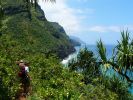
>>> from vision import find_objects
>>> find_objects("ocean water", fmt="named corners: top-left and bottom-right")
top-left (85, 45), bottom-right (115, 58)
top-left (61, 45), bottom-right (115, 65)
top-left (61, 44), bottom-right (133, 93)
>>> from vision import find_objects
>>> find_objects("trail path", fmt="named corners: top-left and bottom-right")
top-left (19, 95), bottom-right (26, 100)
top-left (16, 86), bottom-right (31, 100)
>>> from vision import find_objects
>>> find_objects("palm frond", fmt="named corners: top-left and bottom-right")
top-left (97, 39), bottom-right (107, 62)
top-left (116, 30), bottom-right (133, 73)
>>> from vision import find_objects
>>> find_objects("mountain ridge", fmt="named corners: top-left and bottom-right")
top-left (1, 0), bottom-right (75, 59)
top-left (69, 35), bottom-right (85, 46)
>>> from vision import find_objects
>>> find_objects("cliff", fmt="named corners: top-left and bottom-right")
top-left (69, 36), bottom-right (85, 46)
top-left (1, 0), bottom-right (75, 59)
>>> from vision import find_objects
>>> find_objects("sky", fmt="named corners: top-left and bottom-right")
top-left (39, 0), bottom-right (133, 45)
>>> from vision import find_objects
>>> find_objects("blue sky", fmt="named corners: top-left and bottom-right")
top-left (39, 0), bottom-right (133, 45)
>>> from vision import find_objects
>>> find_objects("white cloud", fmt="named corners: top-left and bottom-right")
top-left (87, 25), bottom-right (133, 33)
top-left (76, 8), bottom-right (94, 14)
top-left (39, 0), bottom-right (82, 34)
top-left (38, 0), bottom-right (133, 38)
top-left (88, 26), bottom-right (107, 33)
top-left (77, 0), bottom-right (88, 2)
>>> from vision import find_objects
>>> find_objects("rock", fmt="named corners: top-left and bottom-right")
top-left (57, 45), bottom-right (76, 59)
top-left (3, 5), bottom-right (27, 15)
top-left (37, 15), bottom-right (46, 21)
top-left (36, 4), bottom-right (47, 21)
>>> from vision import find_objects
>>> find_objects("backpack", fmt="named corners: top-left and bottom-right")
top-left (18, 66), bottom-right (27, 78)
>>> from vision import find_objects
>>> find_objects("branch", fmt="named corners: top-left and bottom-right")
top-left (100, 61), bottom-right (133, 83)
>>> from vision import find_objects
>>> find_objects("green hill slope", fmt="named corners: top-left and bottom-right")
top-left (1, 0), bottom-right (75, 59)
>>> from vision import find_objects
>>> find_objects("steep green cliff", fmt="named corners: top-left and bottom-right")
top-left (1, 0), bottom-right (75, 59)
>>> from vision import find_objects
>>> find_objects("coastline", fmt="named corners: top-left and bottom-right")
top-left (61, 46), bottom-right (82, 66)
top-left (61, 44), bottom-right (133, 94)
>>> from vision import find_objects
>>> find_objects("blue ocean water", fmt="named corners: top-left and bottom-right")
top-left (62, 45), bottom-right (133, 93)
top-left (86, 45), bottom-right (115, 58)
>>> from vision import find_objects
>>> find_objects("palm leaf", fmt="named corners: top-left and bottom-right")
top-left (97, 39), bottom-right (107, 62)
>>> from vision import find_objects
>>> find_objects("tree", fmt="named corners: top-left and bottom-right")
top-left (0, 0), bottom-right (4, 29)
top-left (23, 0), bottom-right (55, 20)
top-left (97, 30), bottom-right (133, 83)
top-left (69, 48), bottom-right (100, 84)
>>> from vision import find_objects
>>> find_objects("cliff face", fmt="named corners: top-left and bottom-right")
top-left (69, 36), bottom-right (85, 46)
top-left (1, 0), bottom-right (75, 59)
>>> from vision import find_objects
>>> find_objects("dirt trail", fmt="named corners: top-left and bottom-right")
top-left (19, 95), bottom-right (26, 100)
top-left (16, 92), bottom-right (27, 100)
top-left (15, 87), bottom-right (27, 100)
top-left (16, 85), bottom-right (32, 100)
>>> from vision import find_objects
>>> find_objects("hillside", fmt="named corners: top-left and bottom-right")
top-left (1, 0), bottom-right (133, 100)
top-left (1, 0), bottom-right (75, 59)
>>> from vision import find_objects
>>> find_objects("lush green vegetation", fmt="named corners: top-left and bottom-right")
top-left (97, 30), bottom-right (133, 83)
top-left (69, 42), bottom-right (133, 100)
top-left (0, 0), bottom-right (75, 59)
top-left (1, 0), bottom-right (133, 100)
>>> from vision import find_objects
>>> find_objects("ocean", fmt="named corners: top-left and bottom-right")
top-left (83, 45), bottom-right (115, 58)
top-left (61, 44), bottom-right (115, 65)
top-left (61, 44), bottom-right (133, 93)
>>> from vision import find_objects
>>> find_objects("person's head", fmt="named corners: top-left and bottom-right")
top-left (18, 60), bottom-right (25, 68)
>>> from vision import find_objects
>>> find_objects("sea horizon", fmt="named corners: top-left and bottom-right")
top-left (62, 44), bottom-right (133, 94)
top-left (62, 44), bottom-right (116, 65)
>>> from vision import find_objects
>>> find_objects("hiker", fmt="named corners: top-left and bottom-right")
top-left (17, 60), bottom-right (31, 95)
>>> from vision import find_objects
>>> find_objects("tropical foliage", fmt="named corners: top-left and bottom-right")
top-left (68, 46), bottom-right (133, 100)
top-left (69, 47), bottom-right (100, 84)
top-left (97, 30), bottom-right (133, 83)
top-left (23, 0), bottom-right (55, 20)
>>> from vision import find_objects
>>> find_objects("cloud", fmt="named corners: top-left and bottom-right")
top-left (77, 0), bottom-right (88, 2)
top-left (38, 0), bottom-right (82, 34)
top-left (87, 25), bottom-right (133, 33)
top-left (38, 0), bottom-right (133, 38)
top-left (88, 26), bottom-right (108, 33)
top-left (76, 8), bottom-right (94, 15)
